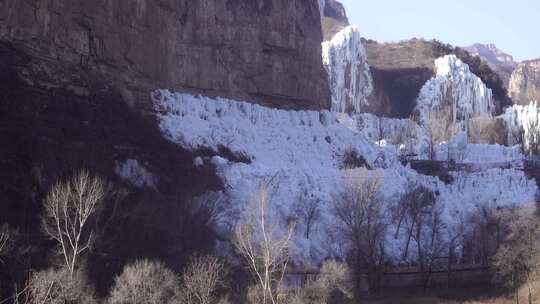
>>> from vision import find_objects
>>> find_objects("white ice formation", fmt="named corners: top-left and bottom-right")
top-left (500, 101), bottom-right (540, 154)
top-left (322, 26), bottom-right (373, 114)
top-left (415, 55), bottom-right (495, 126)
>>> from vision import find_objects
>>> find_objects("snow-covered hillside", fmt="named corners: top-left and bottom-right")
top-left (153, 90), bottom-right (537, 266)
top-left (322, 26), bottom-right (373, 113)
top-left (415, 55), bottom-right (495, 126)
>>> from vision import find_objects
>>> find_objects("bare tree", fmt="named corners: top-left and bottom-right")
top-left (425, 108), bottom-right (456, 161)
top-left (393, 186), bottom-right (436, 262)
top-left (179, 255), bottom-right (227, 304)
top-left (293, 191), bottom-right (321, 240)
top-left (41, 170), bottom-right (109, 277)
top-left (332, 168), bottom-right (385, 294)
top-left (494, 207), bottom-right (540, 304)
top-left (233, 185), bottom-right (295, 304)
top-left (393, 185), bottom-right (443, 290)
top-left (525, 117), bottom-right (540, 156)
top-left (463, 205), bottom-right (502, 266)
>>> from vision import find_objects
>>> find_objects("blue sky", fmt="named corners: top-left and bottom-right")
top-left (339, 0), bottom-right (540, 61)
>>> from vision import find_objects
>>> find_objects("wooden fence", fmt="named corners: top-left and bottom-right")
top-left (285, 264), bottom-right (492, 291)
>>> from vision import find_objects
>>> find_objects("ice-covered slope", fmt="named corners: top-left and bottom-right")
top-left (153, 90), bottom-right (537, 266)
top-left (347, 113), bottom-right (523, 164)
top-left (322, 26), bottom-right (373, 113)
top-left (415, 55), bottom-right (495, 125)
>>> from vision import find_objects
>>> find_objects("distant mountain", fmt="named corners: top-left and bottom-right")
top-left (463, 43), bottom-right (518, 88)
top-left (509, 59), bottom-right (540, 105)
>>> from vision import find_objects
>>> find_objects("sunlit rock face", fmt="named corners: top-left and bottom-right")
top-left (415, 55), bottom-right (495, 125)
top-left (509, 60), bottom-right (540, 106)
top-left (322, 26), bottom-right (373, 114)
top-left (0, 0), bottom-right (330, 111)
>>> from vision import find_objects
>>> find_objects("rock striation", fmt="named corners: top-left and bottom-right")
top-left (0, 0), bottom-right (330, 110)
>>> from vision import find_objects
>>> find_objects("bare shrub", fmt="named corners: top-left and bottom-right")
top-left (41, 170), bottom-right (109, 276)
top-left (468, 114), bottom-right (506, 145)
top-left (233, 185), bottom-right (295, 304)
top-left (494, 206), bottom-right (540, 304)
top-left (332, 168), bottom-right (385, 294)
top-left (304, 261), bottom-right (353, 304)
top-left (342, 149), bottom-right (368, 169)
top-left (179, 255), bottom-right (227, 304)
top-left (108, 259), bottom-right (180, 304)
top-left (18, 267), bottom-right (97, 304)
top-left (215, 295), bottom-right (232, 304)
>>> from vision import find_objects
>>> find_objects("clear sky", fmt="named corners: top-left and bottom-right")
top-left (339, 0), bottom-right (540, 61)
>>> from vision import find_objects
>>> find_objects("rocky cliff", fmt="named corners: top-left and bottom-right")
top-left (463, 43), bottom-right (518, 88)
top-left (0, 0), bottom-right (330, 110)
top-left (364, 39), bottom-right (438, 117)
top-left (0, 0), bottom-right (332, 293)
top-left (321, 0), bottom-right (349, 41)
top-left (509, 59), bottom-right (540, 105)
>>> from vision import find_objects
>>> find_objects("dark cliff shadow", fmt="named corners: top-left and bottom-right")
top-left (0, 41), bottom-right (222, 296)
top-left (369, 67), bottom-right (434, 118)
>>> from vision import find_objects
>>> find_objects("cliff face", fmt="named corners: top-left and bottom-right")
top-left (364, 39), bottom-right (438, 118)
top-left (509, 59), bottom-right (540, 105)
top-left (0, 0), bottom-right (330, 110)
top-left (321, 0), bottom-right (349, 41)
top-left (0, 1), bottom-right (332, 291)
